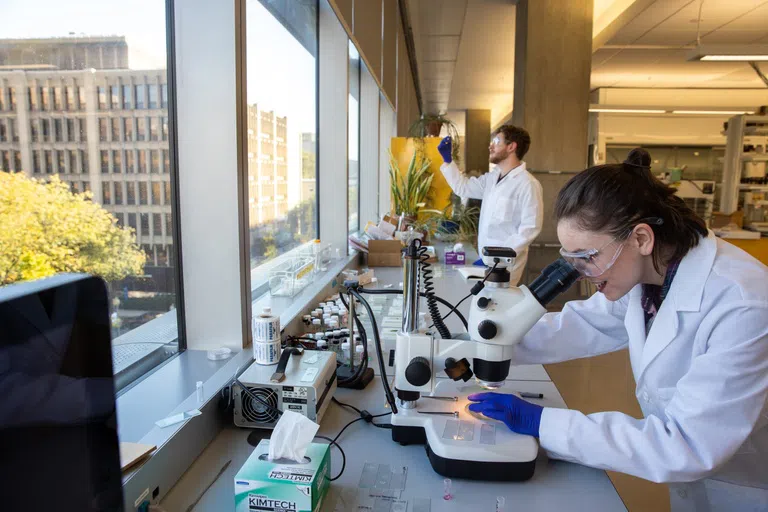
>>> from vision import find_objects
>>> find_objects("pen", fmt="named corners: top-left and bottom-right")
top-left (520, 392), bottom-right (544, 399)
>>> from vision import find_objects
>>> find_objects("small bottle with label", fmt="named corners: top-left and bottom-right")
top-left (311, 318), bottom-right (322, 333)
top-left (354, 344), bottom-right (365, 366)
top-left (340, 341), bottom-right (350, 364)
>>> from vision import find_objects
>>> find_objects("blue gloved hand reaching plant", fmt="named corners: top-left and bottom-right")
top-left (468, 392), bottom-right (543, 437)
top-left (437, 136), bottom-right (452, 164)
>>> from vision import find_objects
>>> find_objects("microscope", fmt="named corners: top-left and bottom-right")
top-left (390, 243), bottom-right (579, 481)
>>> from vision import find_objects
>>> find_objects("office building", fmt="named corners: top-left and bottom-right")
top-left (246, 103), bottom-right (289, 227)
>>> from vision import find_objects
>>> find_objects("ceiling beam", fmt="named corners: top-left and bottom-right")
top-left (592, 0), bottom-right (658, 53)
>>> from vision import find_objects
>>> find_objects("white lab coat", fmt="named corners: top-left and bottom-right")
top-left (440, 161), bottom-right (543, 285)
top-left (512, 232), bottom-right (768, 511)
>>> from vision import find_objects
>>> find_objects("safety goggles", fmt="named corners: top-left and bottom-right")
top-left (490, 136), bottom-right (505, 146)
top-left (559, 217), bottom-right (663, 278)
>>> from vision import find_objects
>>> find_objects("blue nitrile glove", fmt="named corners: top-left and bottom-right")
top-left (473, 258), bottom-right (485, 266)
top-left (468, 392), bottom-right (543, 437)
top-left (437, 136), bottom-right (452, 164)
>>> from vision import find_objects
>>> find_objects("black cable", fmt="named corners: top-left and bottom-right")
top-left (315, 435), bottom-right (346, 481)
top-left (432, 261), bottom-right (498, 326)
top-left (349, 287), bottom-right (398, 414)
top-left (417, 240), bottom-right (451, 339)
top-left (357, 288), bottom-right (468, 330)
top-left (335, 292), bottom-right (370, 386)
top-left (332, 396), bottom-right (362, 415)
top-left (331, 417), bottom-right (366, 444)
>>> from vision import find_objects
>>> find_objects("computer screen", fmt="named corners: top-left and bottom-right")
top-left (0, 275), bottom-right (124, 512)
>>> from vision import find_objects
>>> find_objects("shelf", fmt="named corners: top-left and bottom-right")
top-left (739, 185), bottom-right (768, 191)
top-left (742, 153), bottom-right (768, 162)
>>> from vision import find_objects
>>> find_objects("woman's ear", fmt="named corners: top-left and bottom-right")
top-left (633, 224), bottom-right (655, 256)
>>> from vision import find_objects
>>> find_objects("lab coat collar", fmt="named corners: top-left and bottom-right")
top-left (636, 231), bottom-right (716, 379)
top-left (495, 161), bottom-right (526, 183)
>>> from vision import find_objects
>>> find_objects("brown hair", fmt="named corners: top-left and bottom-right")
top-left (554, 148), bottom-right (708, 273)
top-left (492, 125), bottom-right (531, 160)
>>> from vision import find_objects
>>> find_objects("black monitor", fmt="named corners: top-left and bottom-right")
top-left (0, 275), bottom-right (124, 512)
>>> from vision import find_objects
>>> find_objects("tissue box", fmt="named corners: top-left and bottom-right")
top-left (235, 439), bottom-right (331, 512)
top-left (444, 251), bottom-right (466, 265)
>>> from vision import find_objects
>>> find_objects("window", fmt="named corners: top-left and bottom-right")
top-left (128, 213), bottom-right (137, 231)
top-left (348, 41), bottom-right (360, 234)
top-left (153, 213), bottom-right (162, 236)
top-left (138, 150), bottom-right (147, 173)
top-left (165, 213), bottom-right (172, 237)
top-left (54, 119), bottom-right (63, 142)
top-left (71, 182), bottom-right (80, 193)
top-left (57, 150), bottom-right (65, 173)
top-left (97, 86), bottom-right (107, 110)
top-left (116, 212), bottom-right (125, 226)
top-left (150, 117), bottom-right (159, 141)
top-left (102, 182), bottom-right (111, 204)
top-left (53, 87), bottom-right (63, 110)
top-left (246, 0), bottom-right (318, 271)
top-left (1, 151), bottom-right (9, 172)
top-left (112, 150), bottom-right (122, 173)
top-left (5, 1), bottom-right (180, 391)
top-left (148, 84), bottom-right (158, 109)
top-left (13, 151), bottom-right (21, 172)
top-left (161, 83), bottom-right (168, 108)
top-left (135, 84), bottom-right (145, 109)
top-left (124, 117), bottom-right (134, 141)
top-left (139, 181), bottom-right (148, 204)
top-left (28, 87), bottom-right (37, 111)
top-left (126, 150), bottom-right (135, 173)
top-left (122, 84), bottom-right (132, 109)
top-left (80, 150), bottom-right (88, 173)
top-left (66, 86), bottom-right (75, 110)
top-left (99, 118), bottom-right (108, 141)
top-left (143, 244), bottom-right (154, 264)
top-left (157, 245), bottom-right (168, 266)
top-left (110, 85), bottom-right (120, 110)
top-left (163, 149), bottom-right (169, 173)
top-left (66, 119), bottom-right (76, 142)
top-left (0, 120), bottom-right (6, 142)
top-left (111, 118), bottom-right (120, 141)
top-left (163, 181), bottom-right (171, 204)
top-left (9, 119), bottom-right (17, 141)
top-left (127, 182), bottom-right (136, 205)
top-left (137, 117), bottom-right (146, 141)
top-left (140, 213), bottom-right (150, 235)
top-left (78, 119), bottom-right (87, 141)
top-left (41, 87), bottom-right (50, 110)
top-left (100, 150), bottom-right (109, 173)
top-left (151, 181), bottom-right (161, 204)
top-left (9, 87), bottom-right (15, 111)
top-left (162, 116), bottom-right (168, 141)
top-left (44, 151), bottom-right (53, 174)
top-left (150, 150), bottom-right (159, 173)
top-left (114, 181), bottom-right (123, 205)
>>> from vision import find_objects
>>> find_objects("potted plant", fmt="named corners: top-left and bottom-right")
top-left (389, 149), bottom-right (434, 229)
top-left (408, 113), bottom-right (461, 163)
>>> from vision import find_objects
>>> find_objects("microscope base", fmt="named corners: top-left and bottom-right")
top-left (427, 444), bottom-right (536, 482)
top-left (391, 425), bottom-right (426, 445)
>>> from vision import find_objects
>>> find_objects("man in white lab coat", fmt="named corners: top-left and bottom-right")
top-left (468, 148), bottom-right (768, 511)
top-left (437, 125), bottom-right (543, 285)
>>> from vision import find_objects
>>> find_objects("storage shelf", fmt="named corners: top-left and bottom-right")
top-left (742, 153), bottom-right (768, 162)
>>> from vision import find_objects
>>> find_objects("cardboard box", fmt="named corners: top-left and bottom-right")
top-left (234, 440), bottom-right (330, 512)
top-left (711, 210), bottom-right (744, 229)
top-left (367, 240), bottom-right (403, 267)
top-left (444, 251), bottom-right (466, 265)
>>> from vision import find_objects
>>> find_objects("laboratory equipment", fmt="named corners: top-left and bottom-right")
top-left (389, 242), bottom-right (579, 481)
top-left (234, 350), bottom-right (337, 428)
top-left (268, 256), bottom-right (315, 297)
top-left (443, 478), bottom-right (453, 500)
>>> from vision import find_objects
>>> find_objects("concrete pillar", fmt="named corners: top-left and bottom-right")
top-left (512, 0), bottom-right (592, 172)
top-left (465, 109), bottom-right (491, 174)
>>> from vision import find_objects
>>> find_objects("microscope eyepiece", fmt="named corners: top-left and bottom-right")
top-left (529, 258), bottom-right (580, 306)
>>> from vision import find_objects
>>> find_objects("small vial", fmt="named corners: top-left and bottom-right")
top-left (355, 344), bottom-right (365, 365)
top-left (317, 340), bottom-right (328, 350)
top-left (496, 496), bottom-right (505, 512)
top-left (443, 478), bottom-right (453, 501)
top-left (340, 342), bottom-right (350, 364)
top-left (311, 319), bottom-right (321, 332)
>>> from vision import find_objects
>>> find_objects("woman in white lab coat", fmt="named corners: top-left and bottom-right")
top-left (468, 149), bottom-right (768, 511)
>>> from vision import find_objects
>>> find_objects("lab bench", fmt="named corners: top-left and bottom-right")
top-left (160, 255), bottom-right (627, 511)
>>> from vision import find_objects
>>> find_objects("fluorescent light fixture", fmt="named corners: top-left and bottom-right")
top-left (672, 110), bottom-right (755, 115)
top-left (589, 108), bottom-right (666, 114)
top-left (688, 44), bottom-right (768, 62)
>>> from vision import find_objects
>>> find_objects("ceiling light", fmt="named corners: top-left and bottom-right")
top-left (589, 108), bottom-right (666, 114)
top-left (672, 110), bottom-right (755, 115)
top-left (687, 44), bottom-right (768, 62)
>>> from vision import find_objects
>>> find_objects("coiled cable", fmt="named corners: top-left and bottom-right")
top-left (416, 240), bottom-right (451, 339)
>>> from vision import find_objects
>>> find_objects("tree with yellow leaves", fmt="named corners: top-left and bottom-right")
top-left (0, 172), bottom-right (145, 286)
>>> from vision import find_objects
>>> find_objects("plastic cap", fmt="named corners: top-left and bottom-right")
top-left (317, 340), bottom-right (327, 348)
top-left (355, 345), bottom-right (364, 353)
top-left (312, 319), bottom-right (321, 325)
top-left (341, 342), bottom-right (350, 350)
top-left (262, 307), bottom-right (272, 314)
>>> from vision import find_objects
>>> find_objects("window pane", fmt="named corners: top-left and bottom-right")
top-left (9, 119), bottom-right (18, 141)
top-left (14, 151), bottom-right (21, 172)
top-left (150, 117), bottom-right (159, 141)
top-left (163, 181), bottom-right (171, 204)
top-left (0, 120), bottom-right (6, 142)
top-left (2, 0), bottom-right (178, 391)
top-left (348, 41), bottom-right (360, 233)
top-left (137, 117), bottom-right (146, 140)
top-left (140, 213), bottom-right (150, 235)
top-left (153, 213), bottom-right (162, 236)
top-left (1, 151), bottom-right (9, 171)
top-left (128, 213), bottom-right (137, 231)
top-left (151, 181), bottom-right (161, 204)
top-left (246, 0), bottom-right (318, 275)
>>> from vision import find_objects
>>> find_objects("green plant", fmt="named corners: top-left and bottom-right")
top-left (408, 113), bottom-right (461, 163)
top-left (389, 149), bottom-right (434, 215)
top-left (409, 199), bottom-right (480, 248)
